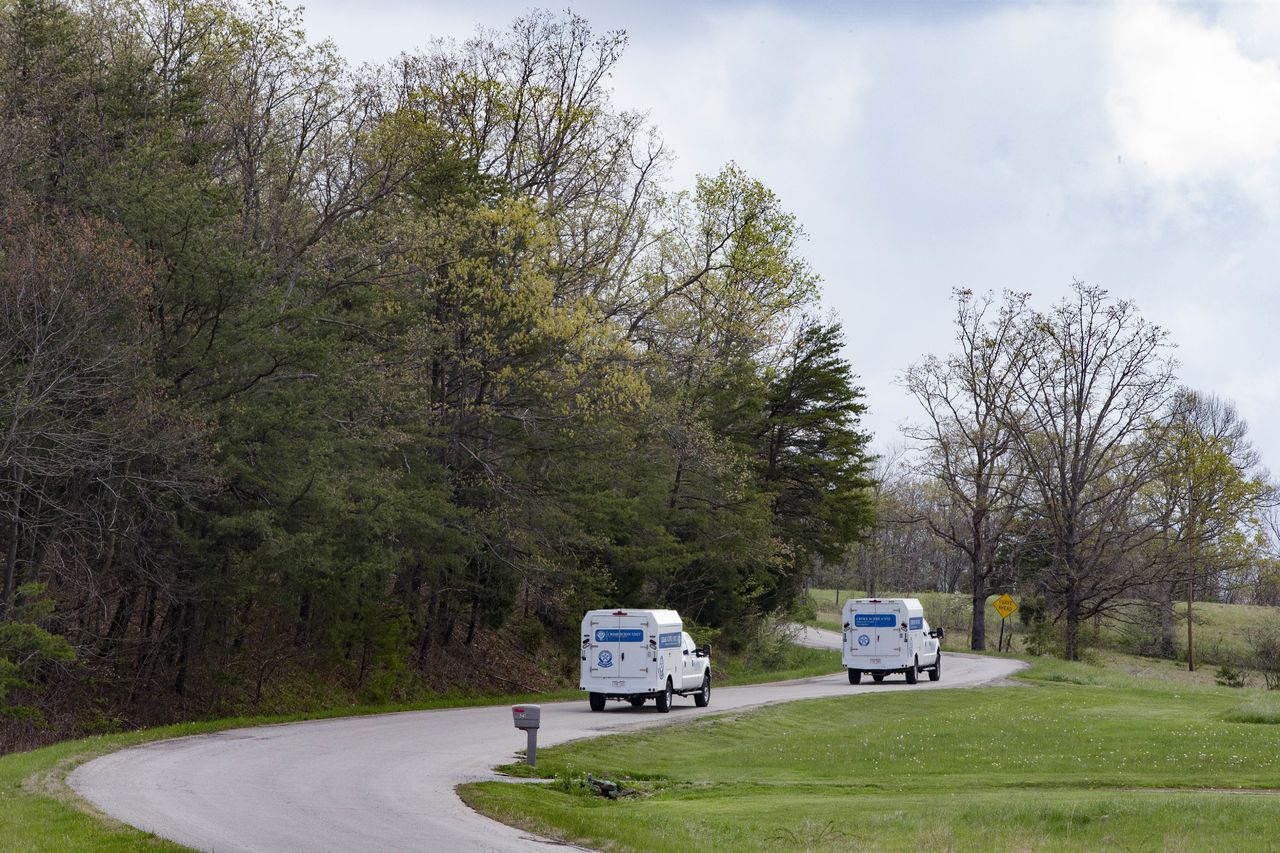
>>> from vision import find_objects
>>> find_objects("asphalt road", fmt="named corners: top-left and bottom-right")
top-left (70, 628), bottom-right (1025, 852)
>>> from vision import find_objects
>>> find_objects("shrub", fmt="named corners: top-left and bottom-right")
top-left (1245, 624), bottom-right (1280, 691)
top-left (1215, 665), bottom-right (1249, 689)
top-left (0, 584), bottom-right (75, 722)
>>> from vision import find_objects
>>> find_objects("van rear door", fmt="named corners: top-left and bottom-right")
top-left (850, 601), bottom-right (902, 659)
top-left (616, 615), bottom-right (652, 679)
top-left (586, 613), bottom-right (621, 677)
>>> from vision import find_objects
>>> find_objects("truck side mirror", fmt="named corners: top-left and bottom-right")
top-left (696, 644), bottom-right (711, 658)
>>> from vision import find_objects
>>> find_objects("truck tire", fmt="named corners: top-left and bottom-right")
top-left (589, 692), bottom-right (606, 712)
top-left (848, 668), bottom-right (861, 684)
top-left (629, 696), bottom-right (646, 707)
top-left (872, 672), bottom-right (884, 683)
top-left (656, 678), bottom-right (672, 713)
top-left (929, 652), bottom-right (941, 682)
top-left (694, 673), bottom-right (711, 707)
top-left (905, 657), bottom-right (918, 684)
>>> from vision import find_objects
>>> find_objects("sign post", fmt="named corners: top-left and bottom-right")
top-left (992, 594), bottom-right (1018, 652)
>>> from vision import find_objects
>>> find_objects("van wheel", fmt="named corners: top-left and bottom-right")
top-left (694, 673), bottom-right (711, 707)
top-left (872, 672), bottom-right (884, 683)
top-left (589, 692), bottom-right (606, 712)
top-left (629, 696), bottom-right (646, 707)
top-left (656, 679), bottom-right (672, 713)
top-left (905, 657), bottom-right (919, 684)
top-left (848, 668), bottom-right (861, 684)
top-left (929, 653), bottom-right (942, 682)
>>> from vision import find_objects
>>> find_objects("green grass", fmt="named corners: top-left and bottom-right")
top-left (1222, 693), bottom-right (1280, 725)
top-left (462, 659), bottom-right (1280, 852)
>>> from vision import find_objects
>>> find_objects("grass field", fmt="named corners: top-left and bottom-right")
top-left (0, 643), bottom-right (838, 852)
top-left (462, 658), bottom-right (1280, 852)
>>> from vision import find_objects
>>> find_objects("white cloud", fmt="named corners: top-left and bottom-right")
top-left (1106, 2), bottom-right (1280, 207)
top-left (609, 7), bottom-right (867, 190)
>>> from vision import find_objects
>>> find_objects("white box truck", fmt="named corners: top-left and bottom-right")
top-left (841, 597), bottom-right (943, 685)
top-left (580, 609), bottom-right (711, 713)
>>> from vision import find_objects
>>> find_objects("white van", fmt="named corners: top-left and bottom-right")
top-left (580, 609), bottom-right (711, 712)
top-left (841, 598), bottom-right (943, 684)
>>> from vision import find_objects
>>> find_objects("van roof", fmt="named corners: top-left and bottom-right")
top-left (583, 608), bottom-right (682, 623)
top-left (846, 598), bottom-right (923, 608)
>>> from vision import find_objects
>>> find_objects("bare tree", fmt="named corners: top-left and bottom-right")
top-left (902, 289), bottom-right (1029, 650)
top-left (1008, 283), bottom-right (1176, 660)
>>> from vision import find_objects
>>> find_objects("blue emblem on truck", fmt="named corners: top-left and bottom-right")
top-left (659, 632), bottom-right (681, 649)
top-left (909, 617), bottom-right (923, 630)
top-left (853, 614), bottom-right (897, 628)
top-left (597, 650), bottom-right (613, 668)
top-left (858, 634), bottom-right (871, 647)
top-left (595, 629), bottom-right (645, 643)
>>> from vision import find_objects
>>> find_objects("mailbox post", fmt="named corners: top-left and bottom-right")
top-left (511, 704), bottom-right (541, 767)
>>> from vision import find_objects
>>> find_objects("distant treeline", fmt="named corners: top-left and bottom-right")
top-left (824, 287), bottom-right (1277, 664)
top-left (0, 1), bottom-right (874, 741)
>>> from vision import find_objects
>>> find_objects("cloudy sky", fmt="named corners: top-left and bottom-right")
top-left (303, 0), bottom-right (1280, 469)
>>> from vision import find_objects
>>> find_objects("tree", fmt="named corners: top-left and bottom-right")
top-left (755, 321), bottom-right (875, 608)
top-left (903, 289), bottom-right (1029, 650)
top-left (1152, 390), bottom-right (1271, 669)
top-left (1008, 283), bottom-right (1177, 660)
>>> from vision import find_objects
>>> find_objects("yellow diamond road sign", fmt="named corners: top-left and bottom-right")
top-left (993, 594), bottom-right (1018, 619)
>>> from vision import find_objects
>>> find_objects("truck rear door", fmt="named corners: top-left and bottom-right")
top-left (585, 613), bottom-right (620, 678)
top-left (616, 615), bottom-right (652, 679)
top-left (850, 602), bottom-right (902, 660)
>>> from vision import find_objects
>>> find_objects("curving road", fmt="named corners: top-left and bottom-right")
top-left (70, 628), bottom-right (1024, 852)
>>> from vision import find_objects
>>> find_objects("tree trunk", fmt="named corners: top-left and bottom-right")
top-left (295, 591), bottom-right (312, 646)
top-left (1187, 574), bottom-right (1195, 672)
top-left (2, 466), bottom-right (24, 611)
top-left (1158, 582), bottom-right (1175, 658)
top-left (174, 603), bottom-right (193, 696)
top-left (1064, 587), bottom-right (1081, 661)
top-left (970, 567), bottom-right (986, 651)
top-left (464, 593), bottom-right (479, 645)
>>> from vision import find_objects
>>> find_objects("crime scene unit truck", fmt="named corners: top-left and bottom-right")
top-left (841, 597), bottom-right (943, 685)
top-left (580, 609), bottom-right (712, 713)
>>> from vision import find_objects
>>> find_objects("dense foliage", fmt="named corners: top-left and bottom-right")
top-left (0, 1), bottom-right (874, 743)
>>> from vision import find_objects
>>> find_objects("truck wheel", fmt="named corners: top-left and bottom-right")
top-left (929, 653), bottom-right (942, 682)
top-left (848, 668), bottom-right (861, 684)
top-left (905, 657), bottom-right (918, 684)
top-left (656, 679), bottom-right (672, 713)
top-left (589, 692), bottom-right (606, 712)
top-left (694, 673), bottom-right (711, 707)
top-left (629, 696), bottom-right (646, 707)
top-left (872, 672), bottom-right (884, 683)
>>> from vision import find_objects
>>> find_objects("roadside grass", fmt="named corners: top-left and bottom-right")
top-left (714, 643), bottom-right (840, 686)
top-left (462, 659), bottom-right (1280, 852)
top-left (0, 641), bottom-right (838, 852)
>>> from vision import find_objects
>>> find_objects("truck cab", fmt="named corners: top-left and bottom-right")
top-left (679, 631), bottom-right (709, 692)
